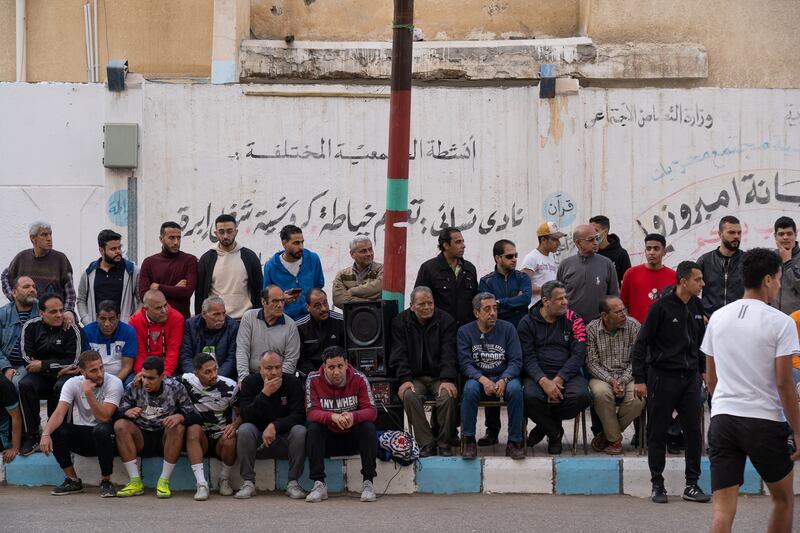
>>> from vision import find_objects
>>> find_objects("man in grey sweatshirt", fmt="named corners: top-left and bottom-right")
top-left (235, 285), bottom-right (301, 381)
top-left (557, 225), bottom-right (619, 324)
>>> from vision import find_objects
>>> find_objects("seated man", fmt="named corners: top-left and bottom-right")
top-left (458, 292), bottom-right (524, 460)
top-left (82, 300), bottom-right (137, 384)
top-left (39, 350), bottom-right (123, 497)
top-left (236, 285), bottom-right (301, 381)
top-left (182, 353), bottom-right (239, 501)
top-left (305, 346), bottom-right (378, 503)
top-left (236, 351), bottom-right (306, 500)
top-left (128, 289), bottom-right (184, 380)
top-left (586, 296), bottom-right (644, 454)
top-left (0, 275), bottom-right (39, 383)
top-left (18, 293), bottom-right (82, 455)
top-left (518, 280), bottom-right (592, 455)
top-left (295, 288), bottom-right (344, 379)
top-left (331, 236), bottom-right (383, 307)
top-left (179, 296), bottom-right (238, 380)
top-left (390, 286), bottom-right (458, 457)
top-left (0, 374), bottom-right (22, 464)
top-left (113, 356), bottom-right (197, 498)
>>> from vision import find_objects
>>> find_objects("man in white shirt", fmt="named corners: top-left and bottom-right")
top-left (521, 222), bottom-right (564, 305)
top-left (38, 350), bottom-right (124, 497)
top-left (702, 248), bottom-right (800, 533)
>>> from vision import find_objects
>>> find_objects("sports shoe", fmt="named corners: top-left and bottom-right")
top-left (286, 480), bottom-right (307, 499)
top-left (682, 484), bottom-right (711, 503)
top-left (156, 477), bottom-right (171, 499)
top-left (305, 480), bottom-right (328, 503)
top-left (591, 433), bottom-right (609, 452)
top-left (651, 483), bottom-right (668, 504)
top-left (527, 425), bottom-right (545, 447)
top-left (234, 480), bottom-right (256, 499)
top-left (194, 483), bottom-right (209, 501)
top-left (99, 479), bottom-right (116, 498)
top-left (116, 478), bottom-right (144, 498)
top-left (19, 434), bottom-right (39, 457)
top-left (218, 478), bottom-right (233, 496)
top-left (51, 477), bottom-right (84, 496)
top-left (603, 437), bottom-right (623, 455)
top-left (360, 480), bottom-right (377, 502)
top-left (477, 430), bottom-right (499, 446)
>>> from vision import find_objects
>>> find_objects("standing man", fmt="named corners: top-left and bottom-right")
top-left (703, 248), bottom-right (800, 533)
top-left (195, 214), bottom-right (263, 319)
top-left (557, 224), bottom-right (619, 324)
top-left (81, 300), bottom-right (137, 384)
top-left (414, 227), bottom-right (479, 328)
top-left (620, 233), bottom-right (676, 324)
top-left (295, 289), bottom-right (344, 378)
top-left (2, 222), bottom-right (76, 328)
top-left (696, 216), bottom-right (744, 317)
top-left (179, 296), bottom-right (239, 380)
top-left (591, 215), bottom-right (632, 285)
top-left (390, 286), bottom-right (459, 457)
top-left (773, 216), bottom-right (800, 314)
top-left (128, 289), bottom-right (184, 379)
top-left (77, 229), bottom-right (139, 325)
top-left (0, 276), bottom-right (39, 382)
top-left (332, 236), bottom-right (384, 308)
top-left (138, 221), bottom-right (198, 318)
top-left (263, 224), bottom-right (324, 321)
top-left (521, 222), bottom-right (565, 306)
top-left (632, 261), bottom-right (710, 504)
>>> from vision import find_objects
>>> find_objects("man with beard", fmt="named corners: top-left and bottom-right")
top-left (39, 350), bottom-right (123, 497)
top-left (77, 230), bottom-right (140, 325)
top-left (263, 225), bottom-right (324, 321)
top-left (591, 215), bottom-right (632, 285)
top-left (195, 214), bottom-right (263, 319)
top-left (696, 216), bottom-right (744, 317)
top-left (332, 236), bottom-right (384, 307)
top-left (0, 276), bottom-right (39, 383)
top-left (773, 216), bottom-right (800, 314)
top-left (138, 222), bottom-right (198, 318)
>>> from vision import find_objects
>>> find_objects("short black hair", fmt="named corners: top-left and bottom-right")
top-left (215, 213), bottom-right (237, 226)
top-left (437, 227), bottom-right (462, 252)
top-left (321, 345), bottom-right (347, 362)
top-left (774, 216), bottom-right (796, 234)
top-left (193, 353), bottom-right (217, 370)
top-left (644, 233), bottom-right (666, 248)
top-left (742, 248), bottom-right (782, 290)
top-left (261, 284), bottom-right (282, 300)
top-left (675, 260), bottom-right (700, 283)
top-left (718, 215), bottom-right (740, 231)
top-left (280, 224), bottom-right (302, 242)
top-left (38, 292), bottom-right (64, 311)
top-left (78, 350), bottom-right (102, 369)
top-left (589, 215), bottom-right (610, 230)
top-left (96, 300), bottom-right (120, 315)
top-left (160, 221), bottom-right (181, 235)
top-left (598, 295), bottom-right (622, 315)
top-left (306, 287), bottom-right (326, 301)
top-left (142, 356), bottom-right (165, 375)
top-left (492, 239), bottom-right (515, 258)
top-left (97, 229), bottom-right (122, 249)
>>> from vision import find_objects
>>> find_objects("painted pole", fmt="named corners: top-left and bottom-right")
top-left (382, 0), bottom-right (414, 310)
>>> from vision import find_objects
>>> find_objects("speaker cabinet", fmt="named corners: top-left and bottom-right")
top-left (343, 300), bottom-right (398, 377)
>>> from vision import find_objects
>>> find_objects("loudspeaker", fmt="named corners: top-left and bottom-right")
top-left (343, 299), bottom-right (398, 377)
top-left (368, 377), bottom-right (404, 431)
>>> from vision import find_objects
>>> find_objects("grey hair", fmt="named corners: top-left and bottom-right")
top-left (410, 286), bottom-right (433, 305)
top-left (201, 296), bottom-right (226, 313)
top-left (349, 235), bottom-right (373, 253)
top-left (29, 221), bottom-right (51, 237)
top-left (471, 291), bottom-right (496, 310)
top-left (541, 280), bottom-right (566, 300)
top-left (260, 350), bottom-right (285, 362)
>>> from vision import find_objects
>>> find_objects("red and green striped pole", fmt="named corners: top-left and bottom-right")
top-left (382, 0), bottom-right (414, 309)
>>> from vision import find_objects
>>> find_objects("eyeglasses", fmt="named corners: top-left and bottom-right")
top-left (502, 253), bottom-right (518, 260)
top-left (267, 298), bottom-right (287, 306)
top-left (580, 235), bottom-right (602, 243)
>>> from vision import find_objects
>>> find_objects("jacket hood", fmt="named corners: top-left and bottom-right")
top-left (603, 234), bottom-right (622, 251)
top-left (215, 242), bottom-right (243, 256)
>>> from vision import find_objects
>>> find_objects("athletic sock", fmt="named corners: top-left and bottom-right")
top-left (191, 463), bottom-right (206, 485)
top-left (123, 460), bottom-right (139, 480)
top-left (160, 461), bottom-right (176, 481)
top-left (220, 463), bottom-right (232, 480)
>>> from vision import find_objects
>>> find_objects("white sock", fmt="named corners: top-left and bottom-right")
top-left (123, 460), bottom-right (139, 480)
top-left (160, 461), bottom-right (176, 481)
top-left (220, 463), bottom-right (231, 480)
top-left (191, 463), bottom-right (206, 485)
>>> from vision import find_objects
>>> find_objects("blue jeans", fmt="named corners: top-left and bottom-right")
top-left (461, 377), bottom-right (523, 443)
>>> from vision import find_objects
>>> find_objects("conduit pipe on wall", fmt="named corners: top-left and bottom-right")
top-left (15, 0), bottom-right (26, 81)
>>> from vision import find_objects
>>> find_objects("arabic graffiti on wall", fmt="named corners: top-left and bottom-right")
top-left (107, 190), bottom-right (128, 227)
top-left (584, 101), bottom-right (714, 130)
top-left (542, 191), bottom-right (577, 227)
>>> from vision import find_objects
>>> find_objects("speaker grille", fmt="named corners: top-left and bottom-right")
top-left (346, 306), bottom-right (382, 347)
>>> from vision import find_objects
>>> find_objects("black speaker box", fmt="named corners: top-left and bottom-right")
top-left (343, 299), bottom-right (398, 377)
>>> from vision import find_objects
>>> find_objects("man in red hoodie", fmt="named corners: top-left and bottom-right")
top-left (128, 290), bottom-right (184, 382)
top-left (305, 345), bottom-right (377, 503)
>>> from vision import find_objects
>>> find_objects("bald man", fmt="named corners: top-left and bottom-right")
top-left (128, 289), bottom-right (185, 380)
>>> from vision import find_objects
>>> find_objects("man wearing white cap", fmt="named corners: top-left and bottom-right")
top-left (521, 222), bottom-right (566, 306)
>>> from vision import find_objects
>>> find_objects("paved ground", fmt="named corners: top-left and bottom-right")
top-left (1, 486), bottom-right (796, 532)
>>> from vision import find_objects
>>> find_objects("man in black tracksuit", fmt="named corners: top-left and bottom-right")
top-left (632, 261), bottom-right (710, 504)
top-left (295, 288), bottom-right (344, 379)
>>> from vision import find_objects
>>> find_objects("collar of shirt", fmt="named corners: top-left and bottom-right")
top-left (353, 262), bottom-right (373, 282)
top-left (257, 309), bottom-right (286, 327)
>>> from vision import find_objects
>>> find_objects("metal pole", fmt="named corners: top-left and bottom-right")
top-left (381, 0), bottom-right (414, 310)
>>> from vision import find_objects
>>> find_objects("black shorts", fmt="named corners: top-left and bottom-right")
top-left (204, 433), bottom-right (222, 459)
top-left (140, 429), bottom-right (165, 458)
top-left (708, 414), bottom-right (793, 491)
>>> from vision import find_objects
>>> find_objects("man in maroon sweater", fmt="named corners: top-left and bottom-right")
top-left (305, 345), bottom-right (377, 503)
top-left (138, 222), bottom-right (198, 318)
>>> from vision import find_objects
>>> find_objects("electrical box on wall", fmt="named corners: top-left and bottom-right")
top-left (103, 123), bottom-right (139, 169)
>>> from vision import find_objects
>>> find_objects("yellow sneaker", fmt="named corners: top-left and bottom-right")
top-left (116, 478), bottom-right (144, 498)
top-left (156, 477), bottom-right (171, 499)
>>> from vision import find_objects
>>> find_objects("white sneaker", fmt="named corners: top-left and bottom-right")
top-left (218, 478), bottom-right (233, 497)
top-left (305, 481), bottom-right (328, 503)
top-left (194, 483), bottom-right (209, 501)
top-left (234, 480), bottom-right (256, 499)
top-left (286, 480), bottom-right (308, 499)
top-left (360, 480), bottom-right (377, 502)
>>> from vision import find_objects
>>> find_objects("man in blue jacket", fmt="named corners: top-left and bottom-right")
top-left (263, 225), bottom-right (324, 321)
top-left (518, 280), bottom-right (591, 455)
top-left (0, 276), bottom-right (39, 383)
top-left (179, 296), bottom-right (238, 380)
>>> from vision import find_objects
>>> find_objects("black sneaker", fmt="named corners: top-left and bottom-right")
top-left (477, 431), bottom-right (499, 447)
top-left (99, 479), bottom-right (116, 498)
top-left (19, 434), bottom-right (39, 456)
top-left (651, 484), bottom-right (668, 504)
top-left (682, 484), bottom-right (710, 503)
top-left (527, 425), bottom-right (545, 447)
top-left (51, 477), bottom-right (84, 496)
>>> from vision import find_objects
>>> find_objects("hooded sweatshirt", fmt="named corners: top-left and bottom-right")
top-left (305, 364), bottom-right (377, 433)
top-left (263, 249), bottom-right (325, 320)
top-left (556, 253), bottom-right (619, 323)
top-left (598, 234), bottom-right (632, 285)
top-left (196, 243), bottom-right (263, 318)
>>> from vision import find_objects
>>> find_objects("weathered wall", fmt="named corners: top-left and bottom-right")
top-left (0, 0), bottom-right (14, 80)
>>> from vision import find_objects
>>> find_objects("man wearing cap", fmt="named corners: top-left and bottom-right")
top-left (521, 223), bottom-right (566, 306)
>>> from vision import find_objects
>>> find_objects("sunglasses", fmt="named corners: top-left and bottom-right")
top-left (580, 235), bottom-right (602, 243)
top-left (502, 253), bottom-right (518, 260)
